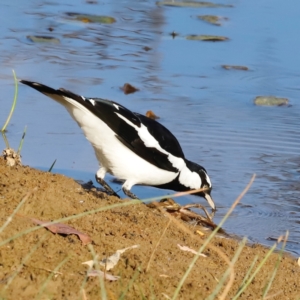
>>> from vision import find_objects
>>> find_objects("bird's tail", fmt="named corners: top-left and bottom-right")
top-left (20, 80), bottom-right (85, 107)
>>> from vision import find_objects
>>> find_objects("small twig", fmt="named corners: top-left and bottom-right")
top-left (39, 268), bottom-right (63, 276)
top-left (88, 244), bottom-right (107, 299)
top-left (181, 203), bottom-right (212, 220)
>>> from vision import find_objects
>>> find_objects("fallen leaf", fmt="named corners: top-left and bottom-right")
top-left (82, 260), bottom-right (94, 268)
top-left (82, 245), bottom-right (139, 271)
top-left (146, 110), bottom-right (160, 120)
top-left (31, 218), bottom-right (92, 245)
top-left (121, 83), bottom-right (139, 94)
top-left (100, 245), bottom-right (139, 270)
top-left (87, 270), bottom-right (120, 281)
top-left (177, 244), bottom-right (207, 257)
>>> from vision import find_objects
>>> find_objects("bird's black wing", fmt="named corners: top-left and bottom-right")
top-left (20, 80), bottom-right (185, 172)
top-left (89, 99), bottom-right (185, 172)
top-left (136, 113), bottom-right (185, 159)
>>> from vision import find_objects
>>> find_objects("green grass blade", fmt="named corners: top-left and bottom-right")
top-left (119, 268), bottom-right (140, 300)
top-left (262, 232), bottom-right (288, 299)
top-left (172, 174), bottom-right (256, 300)
top-left (1, 70), bottom-right (18, 132)
top-left (1, 131), bottom-right (10, 148)
top-left (0, 188), bottom-right (37, 234)
top-left (4, 234), bottom-right (47, 290)
top-left (17, 125), bottom-right (27, 154)
top-left (207, 237), bottom-right (247, 300)
top-left (237, 255), bottom-right (258, 293)
top-left (36, 256), bottom-right (69, 300)
top-left (48, 159), bottom-right (57, 172)
top-left (88, 244), bottom-right (107, 300)
top-left (232, 242), bottom-right (278, 299)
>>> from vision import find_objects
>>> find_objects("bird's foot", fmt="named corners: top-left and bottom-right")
top-left (122, 187), bottom-right (139, 199)
top-left (95, 175), bottom-right (120, 198)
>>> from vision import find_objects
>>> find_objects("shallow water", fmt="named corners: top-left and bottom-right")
top-left (1, 0), bottom-right (300, 255)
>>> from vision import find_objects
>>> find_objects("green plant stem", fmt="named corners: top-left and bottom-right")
top-left (36, 256), bottom-right (69, 300)
top-left (4, 234), bottom-right (47, 289)
top-left (1, 131), bottom-right (10, 148)
top-left (237, 255), bottom-right (258, 292)
top-left (88, 244), bottom-right (107, 300)
top-left (206, 237), bottom-right (247, 300)
top-left (172, 174), bottom-right (256, 300)
top-left (0, 187), bottom-right (37, 234)
top-left (232, 242), bottom-right (279, 300)
top-left (1, 70), bottom-right (18, 132)
top-left (17, 125), bottom-right (27, 154)
top-left (262, 232), bottom-right (288, 299)
top-left (48, 159), bottom-right (57, 172)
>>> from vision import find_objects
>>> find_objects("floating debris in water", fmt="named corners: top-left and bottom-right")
top-left (186, 35), bottom-right (229, 41)
top-left (170, 31), bottom-right (179, 38)
top-left (156, 1), bottom-right (233, 8)
top-left (254, 96), bottom-right (289, 106)
top-left (222, 65), bottom-right (249, 71)
top-left (27, 35), bottom-right (60, 44)
top-left (198, 15), bottom-right (228, 26)
top-left (65, 12), bottom-right (116, 24)
top-left (121, 83), bottom-right (139, 95)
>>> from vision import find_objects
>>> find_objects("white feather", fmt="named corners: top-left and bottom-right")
top-left (115, 112), bottom-right (202, 189)
top-left (40, 92), bottom-right (202, 191)
top-left (51, 95), bottom-right (179, 189)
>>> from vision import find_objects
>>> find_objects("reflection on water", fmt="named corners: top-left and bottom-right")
top-left (0, 0), bottom-right (300, 255)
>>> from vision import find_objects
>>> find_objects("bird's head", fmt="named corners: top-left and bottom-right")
top-left (184, 160), bottom-right (215, 211)
top-left (195, 168), bottom-right (215, 211)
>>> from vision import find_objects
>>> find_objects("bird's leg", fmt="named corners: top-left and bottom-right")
top-left (95, 175), bottom-right (120, 198)
top-left (122, 187), bottom-right (139, 199)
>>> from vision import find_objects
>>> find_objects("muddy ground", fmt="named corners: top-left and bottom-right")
top-left (0, 155), bottom-right (299, 299)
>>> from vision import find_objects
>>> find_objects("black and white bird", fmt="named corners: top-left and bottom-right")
top-left (21, 80), bottom-right (215, 210)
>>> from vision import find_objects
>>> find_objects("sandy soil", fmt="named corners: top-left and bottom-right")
top-left (0, 155), bottom-right (299, 300)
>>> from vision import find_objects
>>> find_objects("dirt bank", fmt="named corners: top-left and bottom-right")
top-left (0, 155), bottom-right (299, 299)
